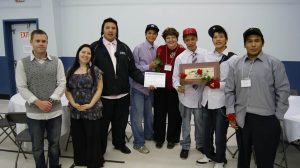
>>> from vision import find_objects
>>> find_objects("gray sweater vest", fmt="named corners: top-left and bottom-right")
top-left (22, 56), bottom-right (62, 113)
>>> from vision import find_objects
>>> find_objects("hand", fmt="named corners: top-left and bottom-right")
top-left (72, 103), bottom-right (81, 111)
top-left (149, 62), bottom-right (158, 71)
top-left (177, 85), bottom-right (185, 93)
top-left (34, 100), bottom-right (53, 113)
top-left (207, 79), bottom-right (220, 89)
top-left (229, 120), bottom-right (238, 129)
top-left (148, 85), bottom-right (156, 90)
top-left (80, 104), bottom-right (93, 111)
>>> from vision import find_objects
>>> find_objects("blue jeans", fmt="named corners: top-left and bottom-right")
top-left (27, 115), bottom-right (62, 168)
top-left (179, 102), bottom-right (204, 150)
top-left (130, 88), bottom-right (153, 146)
top-left (202, 106), bottom-right (228, 163)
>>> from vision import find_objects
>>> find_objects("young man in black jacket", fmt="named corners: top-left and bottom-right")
top-left (91, 18), bottom-right (144, 156)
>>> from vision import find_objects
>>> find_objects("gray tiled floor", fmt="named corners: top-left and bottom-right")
top-left (1, 99), bottom-right (300, 168)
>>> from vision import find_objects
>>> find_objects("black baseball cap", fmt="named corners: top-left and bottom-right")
top-left (145, 24), bottom-right (159, 33)
top-left (208, 25), bottom-right (227, 39)
top-left (243, 27), bottom-right (264, 44)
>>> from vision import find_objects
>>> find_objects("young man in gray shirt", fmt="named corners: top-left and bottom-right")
top-left (225, 28), bottom-right (290, 168)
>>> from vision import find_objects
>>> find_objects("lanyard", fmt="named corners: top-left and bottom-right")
top-left (165, 45), bottom-right (178, 65)
top-left (242, 59), bottom-right (254, 79)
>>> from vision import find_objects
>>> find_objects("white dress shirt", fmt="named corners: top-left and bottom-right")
top-left (172, 47), bottom-right (210, 108)
top-left (201, 49), bottom-right (240, 109)
top-left (16, 53), bottom-right (66, 120)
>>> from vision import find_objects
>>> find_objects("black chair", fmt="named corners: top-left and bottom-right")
top-left (226, 126), bottom-right (238, 158)
top-left (274, 120), bottom-right (288, 168)
top-left (0, 114), bottom-right (16, 145)
top-left (5, 112), bottom-right (31, 168)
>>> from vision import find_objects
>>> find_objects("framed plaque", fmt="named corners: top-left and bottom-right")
top-left (179, 62), bottom-right (220, 85)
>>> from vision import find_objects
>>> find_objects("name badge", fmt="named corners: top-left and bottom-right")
top-left (164, 64), bottom-right (172, 71)
top-left (241, 78), bottom-right (251, 88)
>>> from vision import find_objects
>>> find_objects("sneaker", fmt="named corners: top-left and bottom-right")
top-left (180, 149), bottom-right (189, 159)
top-left (133, 145), bottom-right (150, 154)
top-left (214, 163), bottom-right (224, 168)
top-left (196, 155), bottom-right (212, 164)
top-left (167, 142), bottom-right (175, 149)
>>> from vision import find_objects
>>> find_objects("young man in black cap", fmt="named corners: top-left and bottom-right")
top-left (130, 24), bottom-right (159, 154)
top-left (91, 17), bottom-right (144, 156)
top-left (197, 25), bottom-right (239, 168)
top-left (225, 27), bottom-right (290, 168)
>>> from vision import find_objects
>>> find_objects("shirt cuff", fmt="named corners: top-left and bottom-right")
top-left (226, 107), bottom-right (235, 115)
top-left (50, 94), bottom-right (60, 101)
top-left (28, 96), bottom-right (38, 105)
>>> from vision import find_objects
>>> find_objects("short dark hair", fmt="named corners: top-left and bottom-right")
top-left (30, 29), bottom-right (48, 42)
top-left (162, 27), bottom-right (179, 40)
top-left (101, 17), bottom-right (118, 38)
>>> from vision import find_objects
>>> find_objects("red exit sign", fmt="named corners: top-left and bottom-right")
top-left (20, 31), bottom-right (30, 39)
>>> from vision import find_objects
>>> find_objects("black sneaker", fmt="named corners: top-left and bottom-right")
top-left (167, 142), bottom-right (175, 149)
top-left (156, 142), bottom-right (163, 149)
top-left (115, 145), bottom-right (131, 154)
top-left (180, 149), bottom-right (189, 159)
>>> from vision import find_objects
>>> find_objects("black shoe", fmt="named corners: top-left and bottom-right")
top-left (197, 147), bottom-right (204, 153)
top-left (167, 142), bottom-right (175, 149)
top-left (115, 145), bottom-right (131, 154)
top-left (180, 149), bottom-right (189, 159)
top-left (156, 142), bottom-right (163, 149)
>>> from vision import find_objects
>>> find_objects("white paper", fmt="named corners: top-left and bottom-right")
top-left (144, 72), bottom-right (166, 88)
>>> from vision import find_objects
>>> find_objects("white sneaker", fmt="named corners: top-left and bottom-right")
top-left (213, 162), bottom-right (224, 168)
top-left (196, 155), bottom-right (211, 164)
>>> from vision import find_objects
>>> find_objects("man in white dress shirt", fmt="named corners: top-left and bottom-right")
top-left (173, 28), bottom-right (208, 159)
top-left (16, 29), bottom-right (66, 168)
top-left (196, 25), bottom-right (239, 168)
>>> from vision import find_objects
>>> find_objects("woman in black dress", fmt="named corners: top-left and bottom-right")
top-left (65, 44), bottom-right (104, 168)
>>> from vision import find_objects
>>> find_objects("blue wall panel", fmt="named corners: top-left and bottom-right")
top-left (0, 57), bottom-right (299, 96)
top-left (283, 61), bottom-right (300, 94)
top-left (0, 56), bottom-right (10, 95)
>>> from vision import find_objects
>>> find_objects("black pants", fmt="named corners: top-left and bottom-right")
top-left (100, 95), bottom-right (130, 154)
top-left (236, 113), bottom-right (280, 168)
top-left (71, 118), bottom-right (103, 168)
top-left (153, 88), bottom-right (182, 143)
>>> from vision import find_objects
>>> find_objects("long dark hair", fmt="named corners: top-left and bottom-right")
top-left (66, 44), bottom-right (97, 91)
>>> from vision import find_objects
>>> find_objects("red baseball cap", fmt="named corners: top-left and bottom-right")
top-left (183, 28), bottom-right (197, 38)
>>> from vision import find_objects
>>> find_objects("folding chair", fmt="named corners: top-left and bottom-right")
top-left (5, 112), bottom-right (31, 168)
top-left (226, 126), bottom-right (238, 158)
top-left (0, 114), bottom-right (16, 145)
top-left (274, 120), bottom-right (288, 168)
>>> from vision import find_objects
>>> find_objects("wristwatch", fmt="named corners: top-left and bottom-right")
top-left (49, 98), bottom-right (58, 104)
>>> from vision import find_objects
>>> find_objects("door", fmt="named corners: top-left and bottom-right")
top-left (11, 23), bottom-right (37, 69)
top-left (3, 19), bottom-right (38, 96)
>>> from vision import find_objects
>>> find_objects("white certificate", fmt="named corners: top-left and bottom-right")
top-left (144, 72), bottom-right (166, 88)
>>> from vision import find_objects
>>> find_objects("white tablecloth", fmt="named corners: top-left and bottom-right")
top-left (284, 96), bottom-right (300, 142)
top-left (7, 93), bottom-right (70, 136)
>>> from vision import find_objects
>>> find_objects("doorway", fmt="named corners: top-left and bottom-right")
top-left (3, 19), bottom-right (39, 96)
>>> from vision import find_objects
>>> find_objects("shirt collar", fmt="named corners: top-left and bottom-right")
top-left (103, 37), bottom-right (117, 46)
top-left (244, 51), bottom-right (264, 62)
top-left (30, 52), bottom-right (51, 61)
top-left (144, 40), bottom-right (154, 50)
top-left (187, 47), bottom-right (199, 56)
top-left (214, 47), bottom-right (228, 57)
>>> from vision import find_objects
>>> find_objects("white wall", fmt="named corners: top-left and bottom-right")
top-left (1, 0), bottom-right (300, 61)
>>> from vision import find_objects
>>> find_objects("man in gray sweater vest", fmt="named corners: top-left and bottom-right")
top-left (16, 29), bottom-right (66, 168)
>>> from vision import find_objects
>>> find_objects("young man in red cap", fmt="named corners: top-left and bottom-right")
top-left (172, 28), bottom-right (209, 159)
top-left (225, 27), bottom-right (290, 168)
top-left (197, 25), bottom-right (239, 168)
